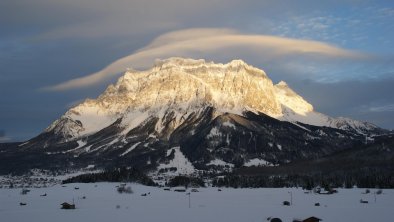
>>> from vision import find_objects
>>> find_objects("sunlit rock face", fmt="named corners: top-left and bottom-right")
top-left (48, 58), bottom-right (284, 139)
top-left (274, 81), bottom-right (313, 115)
top-left (46, 57), bottom-right (380, 141)
top-left (110, 58), bottom-right (280, 114)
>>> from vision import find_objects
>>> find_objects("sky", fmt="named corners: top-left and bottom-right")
top-left (1, 0), bottom-right (394, 142)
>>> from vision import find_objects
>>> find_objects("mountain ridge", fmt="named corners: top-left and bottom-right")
top-left (46, 57), bottom-right (381, 142)
top-left (0, 58), bottom-right (387, 175)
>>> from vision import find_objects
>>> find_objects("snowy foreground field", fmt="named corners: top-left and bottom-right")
top-left (1, 183), bottom-right (393, 222)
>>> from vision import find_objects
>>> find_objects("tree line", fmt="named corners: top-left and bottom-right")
top-left (62, 167), bottom-right (156, 186)
top-left (212, 170), bottom-right (394, 189)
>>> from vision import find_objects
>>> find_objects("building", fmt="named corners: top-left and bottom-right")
top-left (303, 217), bottom-right (322, 222)
top-left (293, 216), bottom-right (322, 222)
top-left (61, 202), bottom-right (76, 209)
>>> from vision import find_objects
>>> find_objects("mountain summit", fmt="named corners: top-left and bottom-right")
top-left (48, 57), bottom-right (378, 141)
top-left (2, 58), bottom-right (385, 174)
top-left (48, 58), bottom-right (280, 140)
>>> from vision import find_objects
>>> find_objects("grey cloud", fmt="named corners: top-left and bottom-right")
top-left (19, 0), bottom-right (240, 41)
top-left (0, 130), bottom-right (10, 142)
top-left (285, 77), bottom-right (394, 130)
top-left (365, 104), bottom-right (394, 113)
top-left (0, 137), bottom-right (10, 142)
top-left (1, 0), bottom-right (371, 41)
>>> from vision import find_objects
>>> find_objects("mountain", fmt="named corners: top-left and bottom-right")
top-left (0, 58), bottom-right (387, 175)
top-left (233, 133), bottom-right (394, 188)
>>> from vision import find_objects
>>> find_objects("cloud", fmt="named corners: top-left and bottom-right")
top-left (42, 28), bottom-right (367, 91)
top-left (0, 130), bottom-right (10, 142)
top-left (0, 137), bottom-right (10, 142)
top-left (286, 77), bottom-right (394, 129)
top-left (21, 0), bottom-right (238, 41)
top-left (367, 104), bottom-right (394, 113)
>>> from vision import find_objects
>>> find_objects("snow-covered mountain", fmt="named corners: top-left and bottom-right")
top-left (3, 58), bottom-right (386, 174)
top-left (46, 58), bottom-right (281, 141)
top-left (47, 58), bottom-right (379, 141)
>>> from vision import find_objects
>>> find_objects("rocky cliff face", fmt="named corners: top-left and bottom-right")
top-left (46, 58), bottom-right (379, 141)
top-left (8, 58), bottom-right (386, 174)
top-left (47, 58), bottom-right (284, 141)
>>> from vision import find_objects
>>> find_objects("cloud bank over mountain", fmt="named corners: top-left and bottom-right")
top-left (43, 28), bottom-right (366, 91)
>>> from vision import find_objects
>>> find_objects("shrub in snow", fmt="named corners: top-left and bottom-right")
top-left (20, 189), bottom-right (30, 195)
top-left (61, 202), bottom-right (75, 209)
top-left (270, 218), bottom-right (282, 222)
top-left (168, 176), bottom-right (205, 188)
top-left (283, 201), bottom-right (290, 206)
top-left (360, 199), bottom-right (368, 204)
top-left (117, 186), bottom-right (133, 194)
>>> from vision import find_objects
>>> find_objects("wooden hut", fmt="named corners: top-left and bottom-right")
top-left (61, 202), bottom-right (76, 209)
top-left (302, 217), bottom-right (322, 222)
top-left (293, 216), bottom-right (322, 222)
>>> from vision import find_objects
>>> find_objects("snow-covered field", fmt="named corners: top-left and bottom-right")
top-left (1, 183), bottom-right (393, 222)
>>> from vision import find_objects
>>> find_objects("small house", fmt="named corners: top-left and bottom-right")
top-left (283, 201), bottom-right (290, 206)
top-left (319, 189), bottom-right (337, 195)
top-left (61, 202), bottom-right (76, 209)
top-left (21, 189), bottom-right (30, 195)
top-left (360, 199), bottom-right (368, 204)
top-left (302, 217), bottom-right (322, 222)
top-left (174, 187), bottom-right (186, 192)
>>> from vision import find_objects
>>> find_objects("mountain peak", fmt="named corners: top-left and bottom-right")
top-left (154, 57), bottom-right (250, 67)
top-left (46, 57), bottom-right (382, 141)
top-left (154, 57), bottom-right (208, 68)
top-left (276, 81), bottom-right (288, 87)
top-left (228, 59), bottom-right (248, 67)
top-left (150, 57), bottom-right (266, 77)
